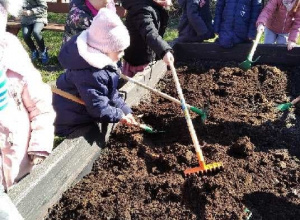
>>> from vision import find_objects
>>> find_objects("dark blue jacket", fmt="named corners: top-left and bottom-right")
top-left (213, 0), bottom-right (262, 48)
top-left (53, 34), bottom-right (132, 136)
top-left (177, 0), bottom-right (214, 43)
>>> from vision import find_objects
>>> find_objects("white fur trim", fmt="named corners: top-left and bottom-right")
top-left (2, 32), bottom-right (42, 80)
top-left (77, 31), bottom-right (117, 69)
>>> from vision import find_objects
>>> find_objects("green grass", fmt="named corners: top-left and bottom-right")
top-left (17, 12), bottom-right (66, 83)
top-left (164, 17), bottom-right (179, 42)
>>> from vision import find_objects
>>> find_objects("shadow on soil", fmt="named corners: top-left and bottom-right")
top-left (243, 192), bottom-right (300, 220)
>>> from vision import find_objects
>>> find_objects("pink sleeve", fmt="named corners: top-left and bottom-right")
top-left (107, 0), bottom-right (116, 13)
top-left (256, 0), bottom-right (279, 26)
top-left (288, 10), bottom-right (300, 42)
top-left (22, 77), bottom-right (56, 155)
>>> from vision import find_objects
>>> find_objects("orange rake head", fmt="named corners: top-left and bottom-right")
top-left (184, 161), bottom-right (223, 176)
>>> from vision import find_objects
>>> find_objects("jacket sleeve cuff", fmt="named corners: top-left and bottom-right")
top-left (28, 151), bottom-right (50, 157)
top-left (31, 8), bottom-right (37, 15)
top-left (161, 49), bottom-right (173, 59)
top-left (121, 105), bottom-right (132, 115)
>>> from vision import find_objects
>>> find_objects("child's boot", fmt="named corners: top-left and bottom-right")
top-left (31, 49), bottom-right (39, 61)
top-left (40, 48), bottom-right (49, 65)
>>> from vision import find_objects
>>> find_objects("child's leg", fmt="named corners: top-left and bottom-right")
top-left (263, 27), bottom-right (277, 44)
top-left (276, 33), bottom-right (288, 45)
top-left (21, 24), bottom-right (36, 52)
top-left (32, 22), bottom-right (46, 52)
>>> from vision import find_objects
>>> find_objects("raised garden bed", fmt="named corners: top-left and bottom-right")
top-left (7, 43), bottom-right (300, 220)
top-left (46, 59), bottom-right (300, 219)
top-left (7, 61), bottom-right (167, 220)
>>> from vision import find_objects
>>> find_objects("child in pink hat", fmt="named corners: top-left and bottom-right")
top-left (53, 8), bottom-right (137, 136)
top-left (0, 0), bottom-right (56, 190)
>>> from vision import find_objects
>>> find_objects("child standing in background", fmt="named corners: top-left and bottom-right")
top-left (120, 0), bottom-right (174, 77)
top-left (0, 0), bottom-right (56, 190)
top-left (177, 0), bottom-right (215, 43)
top-left (63, 0), bottom-right (116, 44)
top-left (256, 0), bottom-right (300, 50)
top-left (213, 0), bottom-right (262, 48)
top-left (21, 0), bottom-right (49, 64)
top-left (54, 8), bottom-right (137, 137)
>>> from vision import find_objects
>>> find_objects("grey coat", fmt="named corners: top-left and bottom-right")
top-left (21, 0), bottom-right (48, 25)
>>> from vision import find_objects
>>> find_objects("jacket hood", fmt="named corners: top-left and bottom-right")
top-left (58, 32), bottom-right (117, 70)
top-left (59, 34), bottom-right (91, 70)
top-left (1, 33), bottom-right (42, 80)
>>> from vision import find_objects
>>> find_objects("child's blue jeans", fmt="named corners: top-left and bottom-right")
top-left (264, 27), bottom-right (288, 44)
top-left (21, 22), bottom-right (45, 52)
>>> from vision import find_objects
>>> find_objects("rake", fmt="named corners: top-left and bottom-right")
top-left (51, 86), bottom-right (160, 133)
top-left (168, 63), bottom-right (223, 176)
top-left (119, 72), bottom-right (207, 122)
top-left (276, 95), bottom-right (300, 111)
top-left (239, 30), bottom-right (263, 71)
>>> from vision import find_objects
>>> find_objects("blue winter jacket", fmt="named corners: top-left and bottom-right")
top-left (213, 0), bottom-right (262, 48)
top-left (53, 34), bottom-right (132, 136)
top-left (177, 0), bottom-right (214, 43)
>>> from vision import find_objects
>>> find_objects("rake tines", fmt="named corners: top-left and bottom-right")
top-left (184, 153), bottom-right (223, 176)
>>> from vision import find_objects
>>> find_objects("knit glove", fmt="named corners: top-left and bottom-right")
top-left (257, 23), bottom-right (265, 33)
top-left (22, 9), bottom-right (33, 16)
top-left (163, 51), bottom-right (174, 67)
top-left (28, 154), bottom-right (46, 165)
top-left (120, 113), bottom-right (137, 125)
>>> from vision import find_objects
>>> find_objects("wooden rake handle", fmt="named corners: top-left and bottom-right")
top-left (119, 72), bottom-right (206, 118)
top-left (169, 63), bottom-right (205, 161)
top-left (120, 72), bottom-right (195, 107)
top-left (51, 86), bottom-right (85, 105)
top-left (51, 85), bottom-right (152, 132)
top-left (291, 96), bottom-right (300, 105)
top-left (248, 30), bottom-right (263, 60)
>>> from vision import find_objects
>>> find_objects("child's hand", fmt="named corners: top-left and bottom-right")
top-left (199, 0), bottom-right (206, 7)
top-left (257, 23), bottom-right (265, 33)
top-left (29, 155), bottom-right (46, 165)
top-left (163, 51), bottom-right (174, 67)
top-left (287, 41), bottom-right (296, 50)
top-left (154, 0), bottom-right (173, 8)
top-left (22, 10), bottom-right (33, 16)
top-left (120, 113), bottom-right (137, 125)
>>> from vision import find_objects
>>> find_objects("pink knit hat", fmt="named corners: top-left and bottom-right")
top-left (87, 8), bottom-right (130, 54)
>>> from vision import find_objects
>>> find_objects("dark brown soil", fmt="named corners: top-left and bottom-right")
top-left (46, 63), bottom-right (300, 220)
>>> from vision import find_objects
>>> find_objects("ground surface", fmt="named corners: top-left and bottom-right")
top-left (46, 62), bottom-right (300, 220)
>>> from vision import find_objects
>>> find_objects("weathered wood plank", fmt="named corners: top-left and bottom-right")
top-left (6, 2), bottom-right (69, 35)
top-left (7, 60), bottom-right (167, 220)
top-left (6, 21), bottom-right (65, 32)
top-left (173, 42), bottom-right (300, 66)
top-left (47, 2), bottom-right (69, 14)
